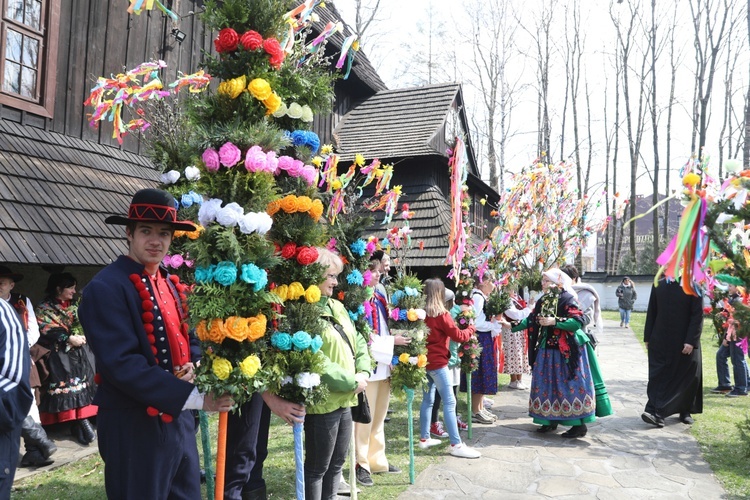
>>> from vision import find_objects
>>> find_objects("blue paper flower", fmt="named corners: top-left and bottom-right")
top-left (381, 238), bottom-right (390, 248)
top-left (310, 335), bottom-right (324, 354)
top-left (213, 261), bottom-right (238, 286)
top-left (240, 263), bottom-right (268, 292)
top-left (346, 269), bottom-right (364, 286)
top-left (390, 290), bottom-right (405, 306)
top-left (404, 286), bottom-right (419, 297)
top-left (357, 304), bottom-right (365, 315)
top-left (181, 193), bottom-right (194, 208)
top-left (348, 311), bottom-right (358, 322)
top-left (271, 332), bottom-right (293, 351)
top-left (391, 355), bottom-right (399, 366)
top-left (289, 130), bottom-right (321, 154)
top-left (398, 310), bottom-right (407, 321)
top-left (189, 190), bottom-right (202, 205)
top-left (291, 331), bottom-right (312, 350)
top-left (349, 239), bottom-right (366, 257)
top-left (194, 265), bottom-right (215, 283)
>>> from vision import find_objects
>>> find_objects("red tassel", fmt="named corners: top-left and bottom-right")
top-left (146, 406), bottom-right (159, 417)
top-left (151, 345), bottom-right (158, 355)
top-left (142, 299), bottom-right (154, 311)
top-left (160, 413), bottom-right (173, 423)
top-left (129, 274), bottom-right (141, 284)
top-left (142, 312), bottom-right (154, 323)
top-left (147, 334), bottom-right (156, 344)
top-left (139, 290), bottom-right (151, 300)
top-left (144, 323), bottom-right (155, 335)
top-left (94, 373), bottom-right (102, 385)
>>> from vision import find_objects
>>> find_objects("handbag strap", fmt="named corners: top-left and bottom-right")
top-left (329, 318), bottom-right (356, 359)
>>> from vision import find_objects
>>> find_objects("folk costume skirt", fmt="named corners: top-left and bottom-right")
top-left (459, 331), bottom-right (497, 395)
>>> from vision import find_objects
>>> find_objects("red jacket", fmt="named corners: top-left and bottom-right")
top-left (424, 312), bottom-right (475, 370)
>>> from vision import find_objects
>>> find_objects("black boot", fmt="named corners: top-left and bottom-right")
top-left (241, 486), bottom-right (267, 500)
top-left (21, 416), bottom-right (57, 464)
top-left (79, 418), bottom-right (96, 444)
top-left (71, 421), bottom-right (88, 446)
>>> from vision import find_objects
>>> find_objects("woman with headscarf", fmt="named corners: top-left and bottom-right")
top-left (506, 268), bottom-right (612, 438)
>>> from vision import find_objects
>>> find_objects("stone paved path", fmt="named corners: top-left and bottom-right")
top-left (399, 319), bottom-right (727, 499)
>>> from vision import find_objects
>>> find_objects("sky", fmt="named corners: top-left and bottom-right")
top-left (334, 0), bottom-right (750, 198)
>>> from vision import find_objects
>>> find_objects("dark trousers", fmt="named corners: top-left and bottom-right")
top-left (98, 407), bottom-right (201, 499)
top-left (304, 407), bottom-right (352, 500)
top-left (0, 426), bottom-right (21, 498)
top-left (224, 392), bottom-right (271, 499)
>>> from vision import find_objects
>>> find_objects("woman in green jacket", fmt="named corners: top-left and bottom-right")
top-left (305, 248), bottom-right (372, 500)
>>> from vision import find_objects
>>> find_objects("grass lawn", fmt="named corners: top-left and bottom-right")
top-left (12, 387), bottom-right (454, 499)
top-left (603, 310), bottom-right (750, 498)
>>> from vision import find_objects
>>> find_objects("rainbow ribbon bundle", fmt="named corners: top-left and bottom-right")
top-left (655, 188), bottom-right (708, 296)
top-left (446, 137), bottom-right (469, 278)
top-left (127, 0), bottom-right (179, 21)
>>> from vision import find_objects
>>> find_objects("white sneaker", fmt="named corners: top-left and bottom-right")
top-left (450, 442), bottom-right (481, 459)
top-left (515, 381), bottom-right (528, 390)
top-left (480, 409), bottom-right (497, 421)
top-left (418, 438), bottom-right (442, 449)
top-left (508, 380), bottom-right (518, 389)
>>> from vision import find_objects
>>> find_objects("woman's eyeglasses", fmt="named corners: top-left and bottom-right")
top-left (326, 274), bottom-right (338, 281)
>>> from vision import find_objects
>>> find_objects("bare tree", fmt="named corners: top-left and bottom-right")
top-left (395, 1), bottom-right (453, 86)
top-left (352, 0), bottom-right (383, 44)
top-left (649, 0), bottom-right (661, 263)
top-left (464, 0), bottom-right (520, 192)
top-left (745, 0), bottom-right (750, 168)
top-left (689, 0), bottom-right (734, 155)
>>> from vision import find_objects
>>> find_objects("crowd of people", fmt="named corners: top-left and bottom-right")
top-left (1, 187), bottom-right (736, 499)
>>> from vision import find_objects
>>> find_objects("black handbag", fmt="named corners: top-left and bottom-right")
top-left (330, 320), bottom-right (372, 424)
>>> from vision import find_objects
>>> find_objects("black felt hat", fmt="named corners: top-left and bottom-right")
top-left (0, 266), bottom-right (22, 282)
top-left (105, 189), bottom-right (197, 231)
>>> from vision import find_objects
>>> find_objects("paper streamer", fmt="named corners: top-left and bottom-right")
top-left (199, 411), bottom-right (215, 499)
top-left (293, 421), bottom-right (305, 499)
top-left (466, 373), bottom-right (473, 440)
top-left (215, 412), bottom-right (228, 500)
top-left (405, 386), bottom-right (415, 484)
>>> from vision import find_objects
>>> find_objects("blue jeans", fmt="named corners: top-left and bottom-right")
top-left (716, 341), bottom-right (749, 392)
top-left (420, 367), bottom-right (461, 445)
top-left (619, 308), bottom-right (631, 324)
top-left (304, 407), bottom-right (352, 500)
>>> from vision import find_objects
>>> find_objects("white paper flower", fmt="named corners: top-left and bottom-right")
top-left (216, 203), bottom-right (243, 227)
top-left (184, 165), bottom-right (201, 181)
top-left (287, 102), bottom-right (303, 119)
top-left (281, 376), bottom-right (294, 386)
top-left (408, 356), bottom-right (418, 366)
top-left (273, 101), bottom-right (288, 118)
top-left (296, 372), bottom-right (321, 389)
top-left (238, 212), bottom-right (259, 234)
top-left (198, 198), bottom-right (223, 227)
top-left (415, 309), bottom-right (426, 320)
top-left (300, 105), bottom-right (314, 122)
top-left (255, 213), bottom-right (273, 235)
top-left (160, 170), bottom-right (181, 185)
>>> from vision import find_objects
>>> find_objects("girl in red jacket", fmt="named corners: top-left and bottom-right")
top-left (418, 279), bottom-right (481, 458)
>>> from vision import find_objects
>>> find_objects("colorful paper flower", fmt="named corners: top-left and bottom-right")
top-left (214, 28), bottom-right (239, 53)
top-left (239, 30), bottom-right (263, 50)
top-left (248, 78), bottom-right (272, 101)
top-left (271, 332), bottom-right (293, 351)
top-left (291, 331), bottom-right (312, 350)
top-left (218, 142), bottom-right (241, 167)
top-left (202, 148), bottom-right (220, 172)
top-left (239, 355), bottom-right (261, 378)
top-left (212, 357), bottom-right (232, 380)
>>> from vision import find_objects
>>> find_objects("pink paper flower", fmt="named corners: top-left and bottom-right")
top-left (171, 254), bottom-right (184, 268)
top-left (219, 142), bottom-right (241, 167)
top-left (277, 155), bottom-right (294, 172)
top-left (363, 300), bottom-right (373, 319)
top-left (202, 148), bottom-right (220, 172)
top-left (265, 151), bottom-right (279, 173)
top-left (244, 145), bottom-right (267, 172)
top-left (300, 165), bottom-right (317, 186)
top-left (287, 159), bottom-right (304, 177)
top-left (362, 270), bottom-right (373, 286)
top-left (390, 308), bottom-right (400, 321)
top-left (365, 240), bottom-right (377, 254)
top-left (326, 238), bottom-right (338, 251)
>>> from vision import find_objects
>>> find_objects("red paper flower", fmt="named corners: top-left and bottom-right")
top-left (269, 54), bottom-right (284, 70)
top-left (215, 28), bottom-right (239, 53)
top-left (240, 30), bottom-right (263, 50)
top-left (281, 242), bottom-right (298, 259)
top-left (263, 38), bottom-right (283, 57)
top-left (296, 246), bottom-right (319, 266)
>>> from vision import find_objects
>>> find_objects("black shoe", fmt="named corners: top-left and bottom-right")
top-left (79, 418), bottom-right (97, 443)
top-left (679, 413), bottom-right (695, 425)
top-left (241, 485), bottom-right (267, 500)
top-left (355, 464), bottom-right (374, 486)
top-left (21, 446), bottom-right (54, 467)
top-left (561, 424), bottom-right (587, 438)
top-left (384, 417), bottom-right (391, 423)
top-left (71, 421), bottom-right (88, 446)
top-left (386, 408), bottom-right (394, 414)
top-left (710, 386), bottom-right (733, 394)
top-left (382, 464), bottom-right (401, 474)
top-left (725, 389), bottom-right (748, 398)
top-left (21, 416), bottom-right (57, 459)
top-left (536, 423), bottom-right (558, 433)
top-left (641, 412), bottom-right (665, 428)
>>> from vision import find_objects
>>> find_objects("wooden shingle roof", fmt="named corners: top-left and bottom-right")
top-left (364, 180), bottom-right (452, 268)
top-left (333, 83), bottom-right (461, 162)
top-left (0, 120), bottom-right (159, 265)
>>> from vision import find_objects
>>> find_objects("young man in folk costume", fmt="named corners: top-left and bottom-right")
top-left (0, 266), bottom-right (57, 466)
top-left (78, 189), bottom-right (233, 499)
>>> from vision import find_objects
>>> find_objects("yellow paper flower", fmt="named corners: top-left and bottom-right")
top-left (263, 92), bottom-right (282, 115)
top-left (321, 144), bottom-right (333, 155)
top-left (683, 172), bottom-right (701, 187)
top-left (218, 75), bottom-right (247, 99)
top-left (239, 355), bottom-right (261, 378)
top-left (247, 313), bottom-right (267, 341)
top-left (208, 319), bottom-right (228, 343)
top-left (309, 199), bottom-right (324, 221)
top-left (354, 153), bottom-right (366, 166)
top-left (312, 156), bottom-right (323, 167)
top-left (305, 285), bottom-right (321, 303)
top-left (399, 353), bottom-right (410, 364)
top-left (224, 316), bottom-right (248, 342)
top-left (417, 354), bottom-right (427, 368)
top-left (272, 284), bottom-right (289, 301)
top-left (212, 357), bottom-right (233, 380)
top-left (331, 179), bottom-right (342, 190)
top-left (186, 225), bottom-right (204, 240)
top-left (407, 309), bottom-right (418, 322)
top-left (288, 282), bottom-right (306, 300)
top-left (393, 185), bottom-right (402, 195)
top-left (296, 196), bottom-right (313, 213)
top-left (173, 230), bottom-right (186, 238)
top-left (279, 195), bottom-right (299, 213)
top-left (248, 78), bottom-right (272, 101)
top-left (266, 199), bottom-right (281, 216)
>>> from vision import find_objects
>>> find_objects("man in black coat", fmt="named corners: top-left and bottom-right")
top-left (79, 189), bottom-right (233, 499)
top-left (0, 298), bottom-right (32, 496)
top-left (642, 279), bottom-right (703, 427)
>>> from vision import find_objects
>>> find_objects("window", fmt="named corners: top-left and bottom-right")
top-left (0, 0), bottom-right (59, 117)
